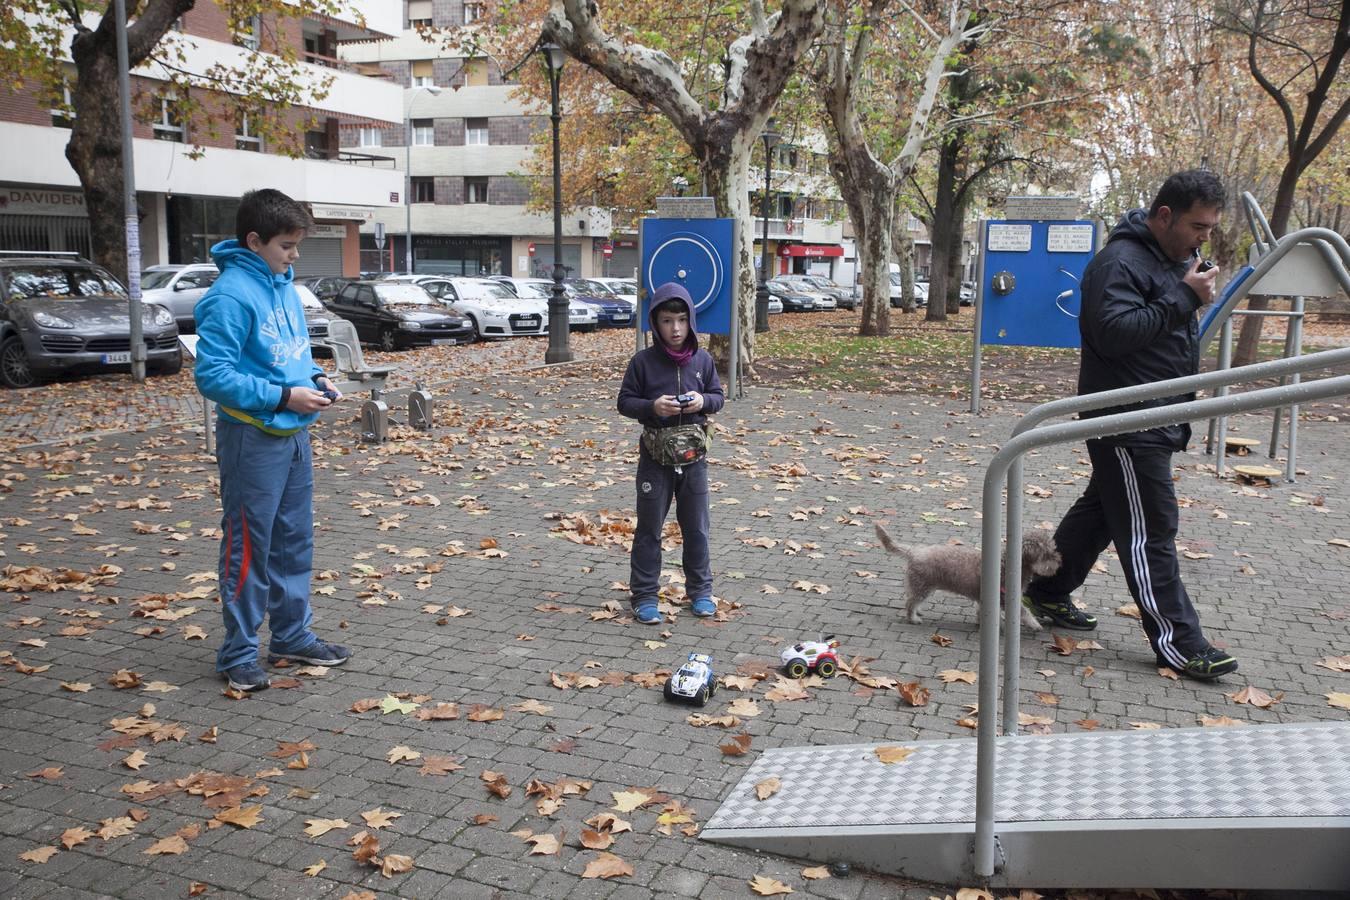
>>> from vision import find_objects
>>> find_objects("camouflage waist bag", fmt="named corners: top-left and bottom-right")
top-left (642, 423), bottom-right (712, 467)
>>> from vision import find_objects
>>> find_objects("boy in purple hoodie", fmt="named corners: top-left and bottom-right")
top-left (617, 282), bottom-right (725, 624)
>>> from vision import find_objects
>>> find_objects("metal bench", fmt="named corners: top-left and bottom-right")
top-left (319, 318), bottom-right (394, 395)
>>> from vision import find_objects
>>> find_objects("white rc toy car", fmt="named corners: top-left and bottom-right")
top-left (780, 636), bottom-right (841, 679)
top-left (663, 652), bottom-right (716, 706)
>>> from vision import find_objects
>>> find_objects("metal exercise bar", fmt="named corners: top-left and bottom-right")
top-left (974, 366), bottom-right (1350, 878)
top-left (998, 346), bottom-right (1350, 735)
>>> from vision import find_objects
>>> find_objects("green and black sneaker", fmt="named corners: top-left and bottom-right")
top-left (1158, 646), bottom-right (1239, 681)
top-left (1021, 595), bottom-right (1098, 630)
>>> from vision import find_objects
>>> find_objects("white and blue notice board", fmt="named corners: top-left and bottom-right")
top-left (638, 217), bottom-right (735, 336)
top-left (977, 219), bottom-right (1097, 349)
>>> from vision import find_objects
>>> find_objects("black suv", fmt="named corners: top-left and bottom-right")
top-left (0, 253), bottom-right (181, 388)
top-left (325, 281), bottom-right (473, 351)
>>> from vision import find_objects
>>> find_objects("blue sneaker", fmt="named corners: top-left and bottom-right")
top-left (632, 598), bottom-right (661, 625)
top-left (691, 597), bottom-right (716, 617)
top-left (222, 662), bottom-right (271, 692)
top-left (268, 639), bottom-right (351, 667)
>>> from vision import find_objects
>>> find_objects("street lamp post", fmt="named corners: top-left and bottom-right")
top-left (541, 42), bottom-right (573, 364)
top-left (404, 85), bottom-right (441, 274)
top-left (756, 120), bottom-right (781, 334)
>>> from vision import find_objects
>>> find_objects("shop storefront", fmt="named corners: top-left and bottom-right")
top-left (414, 235), bottom-right (510, 276)
top-left (0, 186), bottom-right (92, 256)
top-left (779, 242), bottom-right (844, 277)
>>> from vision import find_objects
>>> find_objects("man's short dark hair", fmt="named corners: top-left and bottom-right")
top-left (1149, 169), bottom-right (1227, 217)
top-left (235, 188), bottom-right (313, 245)
top-left (653, 298), bottom-right (686, 316)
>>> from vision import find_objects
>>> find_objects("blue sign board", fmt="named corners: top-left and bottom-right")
top-left (639, 218), bottom-right (735, 335)
top-left (978, 220), bottom-right (1097, 349)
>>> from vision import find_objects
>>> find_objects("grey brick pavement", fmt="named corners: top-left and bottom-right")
top-left (0, 366), bottom-right (1347, 899)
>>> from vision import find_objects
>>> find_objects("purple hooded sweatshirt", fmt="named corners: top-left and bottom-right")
top-left (617, 282), bottom-right (725, 428)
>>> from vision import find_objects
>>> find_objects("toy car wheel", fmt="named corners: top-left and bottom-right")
top-left (663, 682), bottom-right (675, 702)
top-left (785, 658), bottom-right (809, 679)
top-left (696, 686), bottom-right (709, 707)
top-left (816, 659), bottom-right (837, 678)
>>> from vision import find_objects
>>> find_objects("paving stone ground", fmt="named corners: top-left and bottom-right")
top-left (0, 362), bottom-right (1347, 900)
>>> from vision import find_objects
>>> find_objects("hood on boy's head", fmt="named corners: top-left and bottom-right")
top-left (649, 281), bottom-right (697, 350)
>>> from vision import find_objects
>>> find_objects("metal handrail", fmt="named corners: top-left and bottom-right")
top-left (972, 359), bottom-right (1350, 879)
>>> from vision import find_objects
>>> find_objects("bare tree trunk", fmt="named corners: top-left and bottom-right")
top-left (65, 37), bottom-right (129, 283)
top-left (893, 222), bottom-right (916, 315)
top-left (702, 134), bottom-right (758, 370)
top-left (945, 207), bottom-right (964, 315)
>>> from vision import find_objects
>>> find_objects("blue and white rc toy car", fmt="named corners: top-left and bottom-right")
top-left (663, 652), bottom-right (716, 706)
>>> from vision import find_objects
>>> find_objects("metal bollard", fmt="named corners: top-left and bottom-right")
top-left (361, 389), bottom-right (389, 443)
top-left (408, 382), bottom-right (434, 430)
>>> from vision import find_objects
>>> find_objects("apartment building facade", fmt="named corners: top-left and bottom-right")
top-left (0, 0), bottom-right (404, 277)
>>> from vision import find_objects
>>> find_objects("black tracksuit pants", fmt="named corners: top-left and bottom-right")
top-left (630, 452), bottom-right (712, 603)
top-left (1026, 440), bottom-right (1208, 667)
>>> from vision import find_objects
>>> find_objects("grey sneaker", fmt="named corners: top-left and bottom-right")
top-left (223, 662), bottom-right (271, 692)
top-left (268, 639), bottom-right (351, 667)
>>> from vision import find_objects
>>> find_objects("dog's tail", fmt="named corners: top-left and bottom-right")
top-left (873, 523), bottom-right (914, 560)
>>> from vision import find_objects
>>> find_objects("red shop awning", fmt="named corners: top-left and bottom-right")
top-left (779, 244), bottom-right (843, 258)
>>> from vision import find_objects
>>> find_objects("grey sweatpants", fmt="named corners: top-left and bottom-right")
top-left (629, 452), bottom-right (711, 602)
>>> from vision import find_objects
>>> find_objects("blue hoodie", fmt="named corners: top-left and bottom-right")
top-left (617, 282), bottom-right (725, 428)
top-left (194, 239), bottom-right (324, 435)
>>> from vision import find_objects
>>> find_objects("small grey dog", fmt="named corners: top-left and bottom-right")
top-left (873, 523), bottom-right (1062, 630)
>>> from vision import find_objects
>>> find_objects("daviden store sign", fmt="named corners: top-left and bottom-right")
top-left (0, 187), bottom-right (87, 217)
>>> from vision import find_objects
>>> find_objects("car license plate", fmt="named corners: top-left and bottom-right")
top-left (520, 317), bottom-right (540, 326)
top-left (613, 314), bottom-right (630, 322)
top-left (431, 338), bottom-right (461, 346)
top-left (101, 352), bottom-right (131, 364)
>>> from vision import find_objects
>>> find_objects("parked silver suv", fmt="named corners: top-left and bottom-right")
top-left (141, 263), bottom-right (219, 333)
top-left (0, 253), bottom-right (180, 388)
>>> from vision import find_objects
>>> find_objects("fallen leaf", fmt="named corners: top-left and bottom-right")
top-left (801, 865), bottom-right (830, 879)
top-left (141, 681), bottom-right (179, 693)
top-left (143, 835), bottom-right (189, 855)
top-left (719, 733), bottom-right (753, 756)
top-left (466, 705), bottom-right (505, 722)
top-left (378, 695), bottom-right (418, 715)
top-left (471, 814), bottom-right (498, 826)
top-left (20, 846), bottom-right (58, 864)
top-left (581, 851), bottom-right (633, 879)
top-left (124, 750), bottom-right (148, 771)
top-left (214, 806), bottom-right (263, 828)
top-left (584, 812), bottom-right (632, 834)
top-left (510, 699), bottom-right (552, 715)
top-left (897, 681), bottom-right (930, 707)
top-left (930, 633), bottom-right (954, 647)
top-left (419, 755), bottom-right (464, 776)
top-left (96, 816), bottom-right (138, 840)
top-left (414, 702), bottom-right (459, 721)
top-left (938, 669), bottom-right (977, 684)
top-left (481, 770), bottom-right (511, 799)
top-left (611, 790), bottom-right (653, 813)
top-left (726, 698), bottom-right (761, 717)
top-left (1199, 715), bottom-right (1247, 727)
top-left (60, 682), bottom-right (93, 693)
top-left (875, 746), bottom-right (916, 764)
top-left (27, 766), bottom-right (63, 780)
top-left (386, 746), bottom-right (421, 764)
top-left (749, 874), bottom-right (794, 895)
top-left (304, 818), bottom-right (351, 837)
top-left (1226, 685), bottom-right (1282, 708)
top-left (580, 829), bottom-right (614, 849)
top-left (188, 883), bottom-right (207, 897)
top-left (754, 777), bottom-right (782, 800)
top-left (108, 669), bottom-right (142, 689)
top-left (1316, 655), bottom-right (1350, 673)
top-left (60, 826), bottom-right (93, 849)
top-left (956, 889), bottom-right (996, 900)
top-left (1328, 692), bottom-right (1350, 710)
top-left (303, 860), bottom-right (326, 876)
top-left (524, 832), bottom-right (561, 855)
top-left (1157, 666), bottom-right (1180, 681)
top-left (361, 808), bottom-right (402, 830)
top-left (380, 853), bottom-right (414, 877)
top-left (268, 740), bottom-right (316, 759)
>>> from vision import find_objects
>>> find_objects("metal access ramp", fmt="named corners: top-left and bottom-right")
top-left (705, 351), bottom-right (1350, 890)
top-left (703, 722), bottom-right (1350, 889)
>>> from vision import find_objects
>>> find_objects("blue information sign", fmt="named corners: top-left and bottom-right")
top-left (979, 220), bottom-right (1097, 349)
top-left (638, 218), bottom-right (735, 335)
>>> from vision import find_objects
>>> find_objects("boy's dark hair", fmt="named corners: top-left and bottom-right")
top-left (1149, 170), bottom-right (1227, 217)
top-left (653, 298), bottom-right (686, 316)
top-left (236, 188), bottom-right (313, 245)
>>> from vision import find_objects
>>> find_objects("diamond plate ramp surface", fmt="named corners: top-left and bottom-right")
top-left (702, 722), bottom-right (1350, 889)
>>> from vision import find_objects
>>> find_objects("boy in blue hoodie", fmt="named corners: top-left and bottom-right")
top-left (617, 282), bottom-right (725, 624)
top-left (194, 188), bottom-right (349, 692)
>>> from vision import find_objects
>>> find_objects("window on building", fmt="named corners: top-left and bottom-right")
top-left (411, 118), bottom-right (434, 146)
top-left (411, 60), bottom-right (434, 87)
top-left (463, 2), bottom-right (485, 23)
top-left (153, 97), bottom-right (185, 143)
top-left (465, 118), bottom-right (489, 145)
top-left (357, 127), bottom-right (383, 148)
top-left (235, 113), bottom-right (261, 151)
top-left (465, 177), bottom-right (489, 204)
top-left (234, 14), bottom-right (261, 50)
top-left (304, 129), bottom-right (330, 159)
top-left (463, 58), bottom-right (489, 87)
top-left (50, 77), bottom-right (76, 129)
top-left (411, 177), bottom-right (435, 203)
top-left (407, 0), bottom-right (432, 27)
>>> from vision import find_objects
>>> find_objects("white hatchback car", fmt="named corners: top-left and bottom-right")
top-left (589, 277), bottom-right (638, 309)
top-left (385, 275), bottom-right (547, 340)
top-left (141, 263), bottom-right (220, 333)
top-left (494, 277), bottom-right (599, 332)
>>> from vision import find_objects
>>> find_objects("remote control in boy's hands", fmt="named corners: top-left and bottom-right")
top-left (676, 393), bottom-right (695, 406)
top-left (322, 389), bottom-right (339, 402)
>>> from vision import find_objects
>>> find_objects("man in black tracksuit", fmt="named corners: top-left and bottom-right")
top-left (1023, 169), bottom-right (1239, 681)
